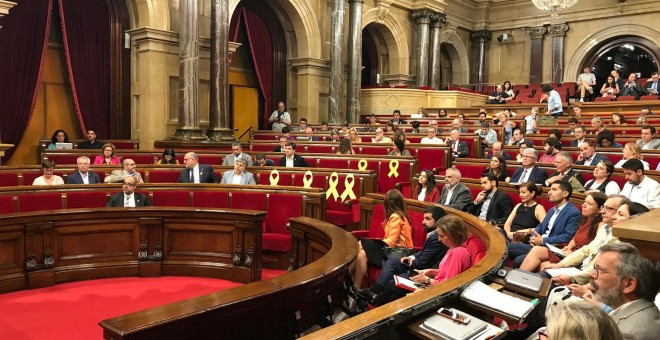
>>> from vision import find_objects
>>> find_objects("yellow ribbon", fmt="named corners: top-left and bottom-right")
top-left (302, 170), bottom-right (313, 188)
top-left (326, 172), bottom-right (340, 201)
top-left (388, 160), bottom-right (400, 178)
top-left (358, 159), bottom-right (368, 171)
top-left (340, 174), bottom-right (357, 202)
top-left (269, 169), bottom-right (280, 186)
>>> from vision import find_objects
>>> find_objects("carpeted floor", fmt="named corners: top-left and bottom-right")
top-left (0, 269), bottom-right (285, 340)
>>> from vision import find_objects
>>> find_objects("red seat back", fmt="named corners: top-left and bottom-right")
top-left (318, 158), bottom-right (350, 170)
top-left (265, 194), bottom-right (302, 234)
top-left (465, 235), bottom-right (487, 266)
top-left (0, 173), bottom-right (19, 187)
top-left (408, 210), bottom-right (425, 249)
top-left (377, 160), bottom-right (412, 193)
top-left (192, 191), bottom-right (229, 208)
top-left (367, 205), bottom-right (386, 239)
top-left (259, 172), bottom-right (294, 187)
top-left (617, 96), bottom-right (635, 101)
top-left (326, 174), bottom-right (360, 212)
top-left (416, 148), bottom-right (447, 172)
top-left (305, 145), bottom-right (335, 153)
top-left (640, 95), bottom-right (659, 101)
top-left (66, 191), bottom-right (107, 209)
top-left (152, 191), bottom-right (189, 207)
top-left (292, 173), bottom-right (326, 189)
top-left (18, 193), bottom-right (62, 212)
top-left (148, 170), bottom-right (181, 183)
top-left (0, 195), bottom-right (14, 213)
top-left (230, 192), bottom-right (267, 211)
top-left (129, 154), bottom-right (156, 165)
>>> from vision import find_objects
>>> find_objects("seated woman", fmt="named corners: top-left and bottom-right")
top-left (47, 129), bottom-right (69, 149)
top-left (350, 190), bottom-right (413, 288)
top-left (32, 160), bottom-right (65, 186)
top-left (503, 81), bottom-right (516, 100)
top-left (596, 129), bottom-right (623, 148)
top-left (614, 142), bottom-right (650, 170)
top-left (393, 130), bottom-right (410, 144)
top-left (502, 182), bottom-right (547, 240)
top-left (157, 148), bottom-right (179, 164)
top-left (348, 128), bottom-right (362, 143)
top-left (385, 121), bottom-right (395, 133)
top-left (329, 129), bottom-right (340, 142)
top-left (340, 122), bottom-right (350, 135)
top-left (484, 155), bottom-right (509, 182)
top-left (584, 160), bottom-right (620, 195)
top-left (388, 138), bottom-right (411, 156)
top-left (93, 143), bottom-right (121, 165)
top-left (336, 138), bottom-right (355, 155)
top-left (417, 107), bottom-right (429, 117)
top-left (600, 75), bottom-right (620, 99)
top-left (519, 191), bottom-right (607, 272)
top-left (610, 112), bottom-right (626, 125)
top-left (371, 215), bottom-right (471, 306)
top-left (437, 109), bottom-right (448, 118)
top-left (415, 170), bottom-right (440, 202)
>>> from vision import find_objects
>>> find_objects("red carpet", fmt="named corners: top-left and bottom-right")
top-left (0, 269), bottom-right (285, 340)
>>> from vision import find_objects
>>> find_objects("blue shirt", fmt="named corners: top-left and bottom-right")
top-left (547, 90), bottom-right (562, 114)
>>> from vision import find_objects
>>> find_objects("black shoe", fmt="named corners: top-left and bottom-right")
top-left (355, 286), bottom-right (379, 305)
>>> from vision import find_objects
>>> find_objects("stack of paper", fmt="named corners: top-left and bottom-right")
top-left (544, 267), bottom-right (583, 277)
top-left (546, 244), bottom-right (567, 258)
top-left (461, 281), bottom-right (535, 321)
top-left (421, 309), bottom-right (488, 340)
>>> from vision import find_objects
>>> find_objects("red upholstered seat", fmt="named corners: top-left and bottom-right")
top-left (377, 160), bottom-right (411, 193)
top-left (325, 174), bottom-right (360, 228)
top-left (291, 173), bottom-right (325, 189)
top-left (262, 193), bottom-right (302, 252)
top-left (358, 146), bottom-right (389, 155)
top-left (66, 191), bottom-right (107, 209)
top-left (259, 172), bottom-right (294, 187)
top-left (408, 210), bottom-right (425, 251)
top-left (536, 196), bottom-right (554, 212)
top-left (197, 155), bottom-right (220, 165)
top-left (230, 191), bottom-right (267, 211)
top-left (352, 204), bottom-right (385, 240)
top-left (191, 191), bottom-right (229, 208)
top-left (455, 164), bottom-right (485, 180)
top-left (617, 96), bottom-right (635, 101)
top-left (465, 235), bottom-right (487, 266)
top-left (128, 154), bottom-right (156, 165)
top-left (22, 172), bottom-right (45, 185)
top-left (111, 141), bottom-right (136, 149)
top-left (0, 195), bottom-right (14, 213)
top-left (148, 170), bottom-right (181, 183)
top-left (640, 95), bottom-right (659, 101)
top-left (348, 159), bottom-right (378, 173)
top-left (18, 193), bottom-right (62, 212)
top-left (152, 191), bottom-right (189, 207)
top-left (305, 145), bottom-right (334, 153)
top-left (318, 158), bottom-right (350, 169)
top-left (0, 173), bottom-right (19, 187)
top-left (46, 154), bottom-right (79, 165)
top-left (251, 144), bottom-right (274, 152)
top-left (594, 96), bottom-right (611, 102)
top-left (416, 148), bottom-right (447, 172)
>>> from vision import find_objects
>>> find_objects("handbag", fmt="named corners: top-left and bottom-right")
top-left (383, 246), bottom-right (416, 260)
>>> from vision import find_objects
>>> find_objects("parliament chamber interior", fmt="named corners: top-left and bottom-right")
top-left (0, 0), bottom-right (659, 339)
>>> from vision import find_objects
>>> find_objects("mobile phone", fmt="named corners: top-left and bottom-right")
top-left (402, 258), bottom-right (411, 266)
top-left (437, 308), bottom-right (471, 324)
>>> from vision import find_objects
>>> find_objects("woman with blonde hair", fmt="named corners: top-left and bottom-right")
top-left (348, 128), bottom-right (362, 143)
top-left (614, 142), bottom-right (649, 170)
top-left (417, 107), bottom-right (429, 117)
top-left (93, 143), bottom-right (121, 165)
top-left (541, 301), bottom-right (623, 340)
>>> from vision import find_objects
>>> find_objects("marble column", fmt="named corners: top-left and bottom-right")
top-left (548, 23), bottom-right (569, 84)
top-left (346, 0), bottom-right (363, 124)
top-left (471, 30), bottom-right (491, 92)
top-left (0, 1), bottom-right (16, 30)
top-left (328, 0), bottom-right (345, 125)
top-left (524, 26), bottom-right (547, 84)
top-left (429, 13), bottom-right (446, 90)
top-left (412, 10), bottom-right (433, 88)
top-left (172, 0), bottom-right (207, 140)
top-left (207, 0), bottom-right (234, 141)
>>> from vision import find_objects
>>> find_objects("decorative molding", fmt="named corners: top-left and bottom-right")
top-left (0, 0), bottom-right (17, 30)
top-left (548, 23), bottom-right (569, 37)
top-left (411, 9), bottom-right (434, 24)
top-left (375, 0), bottom-right (392, 22)
top-left (524, 26), bottom-right (547, 39)
top-left (441, 24), bottom-right (457, 41)
top-left (430, 12), bottom-right (447, 26)
top-left (471, 30), bottom-right (492, 43)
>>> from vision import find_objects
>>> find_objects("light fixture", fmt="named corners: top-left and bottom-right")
top-left (532, 0), bottom-right (579, 20)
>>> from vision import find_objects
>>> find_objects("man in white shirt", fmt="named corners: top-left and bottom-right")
top-left (220, 158), bottom-right (256, 185)
top-left (268, 101), bottom-right (291, 131)
top-left (577, 66), bottom-right (596, 102)
top-left (570, 125), bottom-right (587, 147)
top-left (575, 140), bottom-right (610, 166)
top-left (372, 127), bottom-right (392, 143)
top-left (222, 141), bottom-right (254, 166)
top-left (636, 125), bottom-right (660, 150)
top-left (105, 176), bottom-right (151, 207)
top-left (421, 127), bottom-right (443, 144)
top-left (524, 107), bottom-right (539, 134)
top-left (477, 122), bottom-right (497, 147)
top-left (542, 84), bottom-right (563, 116)
top-left (621, 158), bottom-right (660, 209)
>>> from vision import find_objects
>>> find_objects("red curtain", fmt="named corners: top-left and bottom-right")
top-left (58, 0), bottom-right (111, 138)
top-left (0, 0), bottom-right (52, 163)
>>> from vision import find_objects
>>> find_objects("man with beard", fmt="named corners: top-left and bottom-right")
top-left (437, 167), bottom-right (472, 211)
top-left (575, 140), bottom-right (610, 166)
top-left (538, 137), bottom-right (562, 164)
top-left (507, 181), bottom-right (581, 268)
top-left (355, 206), bottom-right (448, 304)
top-left (468, 174), bottom-right (512, 224)
top-left (621, 159), bottom-right (660, 209)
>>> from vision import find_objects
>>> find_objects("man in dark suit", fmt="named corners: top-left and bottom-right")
top-left (389, 109), bottom-right (406, 125)
top-left (279, 142), bottom-right (310, 167)
top-left (106, 176), bottom-right (151, 207)
top-left (545, 151), bottom-right (584, 186)
top-left (484, 141), bottom-right (512, 160)
top-left (620, 73), bottom-right (648, 100)
top-left (67, 156), bottom-right (100, 184)
top-left (355, 206), bottom-right (448, 304)
top-left (272, 136), bottom-right (288, 153)
top-left (574, 140), bottom-right (609, 166)
top-left (445, 129), bottom-right (469, 159)
top-left (507, 181), bottom-right (581, 267)
top-left (468, 174), bottom-right (513, 224)
top-left (645, 71), bottom-right (659, 96)
top-left (569, 125), bottom-right (587, 147)
top-left (437, 167), bottom-right (472, 211)
top-left (178, 152), bottom-right (218, 183)
top-left (509, 148), bottom-right (549, 185)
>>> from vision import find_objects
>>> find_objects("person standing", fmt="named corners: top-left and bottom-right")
top-left (268, 101), bottom-right (291, 131)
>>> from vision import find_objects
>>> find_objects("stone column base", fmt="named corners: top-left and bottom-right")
top-left (206, 128), bottom-right (236, 141)
top-left (171, 128), bottom-right (209, 140)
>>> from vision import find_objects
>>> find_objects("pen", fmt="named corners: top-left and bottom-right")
top-left (556, 277), bottom-right (571, 286)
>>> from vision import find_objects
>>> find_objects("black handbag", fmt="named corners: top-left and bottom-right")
top-left (382, 246), bottom-right (416, 260)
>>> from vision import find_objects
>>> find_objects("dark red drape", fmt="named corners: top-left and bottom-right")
top-left (58, 0), bottom-right (111, 138)
top-left (240, 8), bottom-right (273, 129)
top-left (0, 0), bottom-right (52, 163)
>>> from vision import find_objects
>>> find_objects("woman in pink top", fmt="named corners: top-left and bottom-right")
top-left (373, 215), bottom-right (471, 305)
top-left (93, 143), bottom-right (121, 165)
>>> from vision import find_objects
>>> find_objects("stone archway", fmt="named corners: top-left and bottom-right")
top-left (440, 29), bottom-right (470, 85)
top-left (362, 9), bottom-right (410, 76)
top-left (124, 0), bottom-right (169, 30)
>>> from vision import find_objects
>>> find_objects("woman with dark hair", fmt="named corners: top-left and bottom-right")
top-left (393, 129), bottom-right (409, 144)
top-left (437, 109), bottom-right (448, 118)
top-left (47, 129), bottom-right (69, 149)
top-left (388, 138), bottom-right (411, 156)
top-left (502, 182), bottom-right (547, 240)
top-left (547, 128), bottom-right (563, 141)
top-left (612, 202), bottom-right (650, 225)
top-left (337, 138), bottom-right (355, 155)
top-left (484, 155), bottom-right (508, 182)
top-left (385, 120), bottom-right (395, 133)
top-left (520, 191), bottom-right (607, 272)
top-left (350, 190), bottom-right (414, 288)
top-left (611, 112), bottom-right (626, 125)
top-left (93, 143), bottom-right (121, 165)
top-left (32, 160), bottom-right (64, 185)
top-left (157, 148), bottom-right (179, 164)
top-left (584, 160), bottom-right (620, 194)
top-left (596, 129), bottom-right (623, 148)
top-left (600, 75), bottom-right (619, 99)
top-left (503, 80), bottom-right (515, 99)
top-left (329, 129), bottom-right (340, 142)
top-left (415, 170), bottom-right (440, 202)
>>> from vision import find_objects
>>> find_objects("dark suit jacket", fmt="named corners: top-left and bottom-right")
top-left (389, 118), bottom-right (407, 125)
top-left (278, 154), bottom-right (310, 167)
top-left (484, 152), bottom-right (512, 161)
top-left (570, 138), bottom-right (587, 147)
top-left (449, 140), bottom-right (469, 158)
top-left (106, 192), bottom-right (151, 207)
top-left (574, 152), bottom-right (609, 166)
top-left (468, 189), bottom-right (513, 224)
top-left (510, 165), bottom-right (548, 185)
top-left (67, 171), bottom-right (101, 184)
top-left (548, 168), bottom-right (585, 185)
top-left (77, 140), bottom-right (104, 149)
top-left (645, 80), bottom-right (659, 94)
top-left (272, 146), bottom-right (285, 152)
top-left (620, 81), bottom-right (648, 99)
top-left (411, 230), bottom-right (449, 269)
top-left (534, 201), bottom-right (581, 245)
top-left (437, 182), bottom-right (472, 211)
top-left (177, 164), bottom-right (218, 183)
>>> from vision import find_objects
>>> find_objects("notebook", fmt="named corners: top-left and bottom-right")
top-left (505, 269), bottom-right (543, 292)
top-left (394, 275), bottom-right (419, 292)
top-left (461, 281), bottom-right (536, 321)
top-left (55, 142), bottom-right (73, 150)
top-left (544, 267), bottom-right (583, 277)
top-left (546, 244), bottom-right (567, 259)
top-left (422, 309), bottom-right (488, 340)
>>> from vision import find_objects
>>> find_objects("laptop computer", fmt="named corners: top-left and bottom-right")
top-left (505, 269), bottom-right (543, 292)
top-left (55, 142), bottom-right (73, 150)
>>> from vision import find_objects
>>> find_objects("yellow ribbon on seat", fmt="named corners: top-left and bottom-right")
top-left (302, 170), bottom-right (313, 188)
top-left (358, 159), bottom-right (368, 171)
top-left (340, 174), bottom-right (357, 202)
top-left (269, 169), bottom-right (280, 185)
top-left (326, 172), bottom-right (340, 200)
top-left (388, 160), bottom-right (400, 178)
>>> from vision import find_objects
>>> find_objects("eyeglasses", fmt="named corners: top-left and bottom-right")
top-left (591, 263), bottom-right (607, 279)
top-left (601, 205), bottom-right (617, 211)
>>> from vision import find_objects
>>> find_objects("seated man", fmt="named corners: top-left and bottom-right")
top-left (67, 156), bottom-right (100, 184)
top-left (508, 127), bottom-right (526, 146)
top-left (104, 158), bottom-right (144, 184)
top-left (488, 85), bottom-right (509, 104)
top-left (645, 71), bottom-right (659, 96)
top-left (564, 117), bottom-right (578, 135)
top-left (538, 137), bottom-right (561, 164)
top-left (268, 101), bottom-right (291, 131)
top-left (279, 142), bottom-right (310, 167)
top-left (509, 148), bottom-right (548, 185)
top-left (220, 158), bottom-right (256, 185)
top-left (427, 120), bottom-right (444, 134)
top-left (420, 127), bottom-right (443, 144)
top-left (451, 118), bottom-right (468, 133)
top-left (636, 125), bottom-right (660, 150)
top-left (596, 129), bottom-right (623, 148)
top-left (545, 151), bottom-right (585, 186)
top-left (222, 141), bottom-right (253, 166)
top-left (574, 140), bottom-right (609, 166)
top-left (484, 141), bottom-right (512, 160)
top-left (318, 121), bottom-right (329, 132)
top-left (577, 66), bottom-right (596, 103)
top-left (298, 127), bottom-right (319, 141)
top-left (621, 158), bottom-right (660, 209)
top-left (467, 174), bottom-right (513, 224)
top-left (389, 109), bottom-right (406, 125)
top-left (507, 181), bottom-right (581, 267)
top-left (272, 136), bottom-right (288, 153)
top-left (361, 118), bottom-right (375, 133)
top-left (410, 121), bottom-right (421, 133)
top-left (524, 107), bottom-right (539, 134)
top-left (77, 129), bottom-right (103, 149)
top-left (355, 206), bottom-right (448, 304)
top-left (474, 111), bottom-right (488, 126)
top-left (445, 129), bottom-right (469, 159)
top-left (105, 176), bottom-right (151, 207)
top-left (255, 153), bottom-right (275, 166)
top-left (619, 72), bottom-right (648, 100)
top-left (569, 125), bottom-right (587, 147)
top-left (178, 152), bottom-right (218, 183)
top-left (294, 118), bottom-right (308, 132)
top-left (477, 122), bottom-right (497, 148)
top-left (372, 127), bottom-right (392, 143)
top-left (437, 167), bottom-right (472, 212)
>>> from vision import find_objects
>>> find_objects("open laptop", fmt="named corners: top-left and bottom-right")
top-left (55, 142), bottom-right (73, 150)
top-left (505, 269), bottom-right (543, 292)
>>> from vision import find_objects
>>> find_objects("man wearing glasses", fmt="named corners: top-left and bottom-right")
top-left (106, 176), bottom-right (151, 207)
top-left (104, 158), bottom-right (144, 184)
top-left (178, 152), bottom-right (218, 183)
top-left (484, 141), bottom-right (512, 160)
top-left (508, 148), bottom-right (548, 185)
